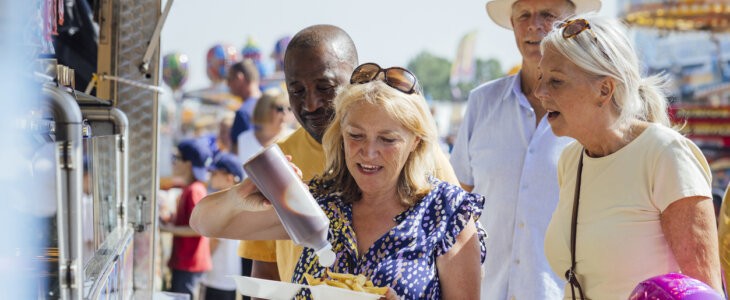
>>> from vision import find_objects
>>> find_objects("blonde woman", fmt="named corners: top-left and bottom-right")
top-left (191, 63), bottom-right (486, 299)
top-left (537, 16), bottom-right (722, 299)
top-left (236, 88), bottom-right (294, 167)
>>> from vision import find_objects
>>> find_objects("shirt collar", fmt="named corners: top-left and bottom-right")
top-left (302, 127), bottom-right (323, 151)
top-left (511, 71), bottom-right (533, 110)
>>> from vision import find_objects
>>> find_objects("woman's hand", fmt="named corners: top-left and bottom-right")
top-left (661, 196), bottom-right (723, 293)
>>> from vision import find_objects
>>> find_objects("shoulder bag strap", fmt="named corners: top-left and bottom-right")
top-left (565, 149), bottom-right (586, 299)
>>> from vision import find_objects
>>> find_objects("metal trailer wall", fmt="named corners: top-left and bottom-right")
top-left (97, 0), bottom-right (161, 294)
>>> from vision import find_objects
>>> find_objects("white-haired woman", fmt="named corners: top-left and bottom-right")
top-left (191, 63), bottom-right (486, 299)
top-left (537, 16), bottom-right (722, 299)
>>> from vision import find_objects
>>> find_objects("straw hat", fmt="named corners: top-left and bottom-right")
top-left (486, 0), bottom-right (602, 30)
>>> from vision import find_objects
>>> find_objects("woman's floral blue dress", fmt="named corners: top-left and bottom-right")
top-left (291, 177), bottom-right (487, 299)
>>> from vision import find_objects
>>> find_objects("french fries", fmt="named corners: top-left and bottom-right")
top-left (304, 271), bottom-right (388, 296)
top-left (303, 273), bottom-right (319, 286)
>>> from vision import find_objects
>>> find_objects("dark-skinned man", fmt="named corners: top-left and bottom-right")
top-left (237, 25), bottom-right (359, 291)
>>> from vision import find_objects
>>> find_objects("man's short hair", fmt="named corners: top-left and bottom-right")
top-left (228, 59), bottom-right (260, 82)
top-left (285, 24), bottom-right (359, 69)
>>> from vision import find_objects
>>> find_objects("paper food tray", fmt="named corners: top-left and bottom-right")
top-left (229, 275), bottom-right (382, 300)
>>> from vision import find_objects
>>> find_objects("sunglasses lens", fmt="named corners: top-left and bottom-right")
top-left (563, 19), bottom-right (589, 38)
top-left (385, 68), bottom-right (417, 93)
top-left (274, 106), bottom-right (290, 113)
top-left (351, 63), bottom-right (380, 84)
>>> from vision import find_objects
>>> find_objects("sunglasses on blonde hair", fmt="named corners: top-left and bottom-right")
top-left (350, 63), bottom-right (419, 94)
top-left (560, 18), bottom-right (598, 43)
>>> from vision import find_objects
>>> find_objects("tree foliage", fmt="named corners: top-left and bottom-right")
top-left (407, 51), bottom-right (503, 101)
top-left (407, 51), bottom-right (452, 100)
top-left (476, 58), bottom-right (503, 83)
top-left (453, 58), bottom-right (504, 101)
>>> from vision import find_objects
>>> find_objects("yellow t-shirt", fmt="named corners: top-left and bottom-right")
top-left (238, 127), bottom-right (326, 282)
top-left (544, 124), bottom-right (712, 299)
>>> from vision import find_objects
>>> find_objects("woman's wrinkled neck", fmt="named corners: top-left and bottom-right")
top-left (581, 120), bottom-right (649, 158)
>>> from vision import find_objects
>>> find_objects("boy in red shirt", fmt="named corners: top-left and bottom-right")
top-left (161, 138), bottom-right (213, 298)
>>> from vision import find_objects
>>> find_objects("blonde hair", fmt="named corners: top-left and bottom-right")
top-left (541, 15), bottom-right (670, 128)
top-left (321, 81), bottom-right (452, 206)
top-left (252, 89), bottom-right (289, 126)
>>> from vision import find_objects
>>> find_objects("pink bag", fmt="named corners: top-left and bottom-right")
top-left (629, 273), bottom-right (724, 300)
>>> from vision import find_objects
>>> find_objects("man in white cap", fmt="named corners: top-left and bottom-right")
top-left (450, 0), bottom-right (601, 299)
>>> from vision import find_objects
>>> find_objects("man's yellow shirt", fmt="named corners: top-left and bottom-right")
top-left (238, 127), bottom-right (326, 282)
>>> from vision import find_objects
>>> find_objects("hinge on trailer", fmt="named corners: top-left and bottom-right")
top-left (134, 194), bottom-right (148, 232)
top-left (59, 261), bottom-right (76, 289)
top-left (118, 135), bottom-right (125, 153)
top-left (58, 142), bottom-right (73, 170)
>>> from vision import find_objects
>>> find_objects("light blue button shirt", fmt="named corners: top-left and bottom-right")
top-left (450, 73), bottom-right (573, 300)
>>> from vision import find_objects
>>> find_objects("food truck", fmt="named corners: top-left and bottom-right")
top-left (28, 0), bottom-right (166, 298)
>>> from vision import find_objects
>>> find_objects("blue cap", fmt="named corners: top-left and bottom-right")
top-left (178, 138), bottom-right (213, 182)
top-left (209, 153), bottom-right (245, 182)
top-left (201, 133), bottom-right (220, 158)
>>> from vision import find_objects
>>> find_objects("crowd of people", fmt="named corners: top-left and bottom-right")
top-left (161, 0), bottom-right (726, 299)
top-left (159, 56), bottom-right (297, 299)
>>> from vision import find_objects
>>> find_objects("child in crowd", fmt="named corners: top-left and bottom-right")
top-left (160, 138), bottom-right (213, 298)
top-left (199, 153), bottom-right (248, 300)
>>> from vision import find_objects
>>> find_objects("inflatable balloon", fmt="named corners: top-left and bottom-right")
top-left (629, 273), bottom-right (723, 300)
top-left (241, 37), bottom-right (270, 78)
top-left (206, 44), bottom-right (240, 83)
top-left (241, 37), bottom-right (262, 61)
top-left (272, 36), bottom-right (291, 72)
top-left (162, 52), bottom-right (189, 91)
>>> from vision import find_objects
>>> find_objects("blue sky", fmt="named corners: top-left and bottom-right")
top-left (160, 0), bottom-right (619, 91)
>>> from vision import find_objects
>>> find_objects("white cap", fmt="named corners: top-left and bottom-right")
top-left (486, 0), bottom-right (602, 30)
top-left (315, 243), bottom-right (335, 267)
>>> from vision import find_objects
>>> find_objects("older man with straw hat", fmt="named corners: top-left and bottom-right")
top-left (450, 0), bottom-right (600, 299)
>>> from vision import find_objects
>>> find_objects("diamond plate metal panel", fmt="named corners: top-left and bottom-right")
top-left (107, 0), bottom-right (161, 293)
